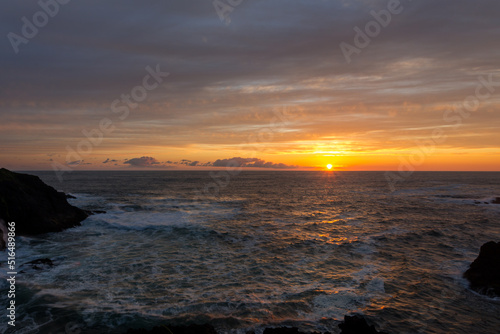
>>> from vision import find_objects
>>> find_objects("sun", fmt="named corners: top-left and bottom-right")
top-left (326, 164), bottom-right (333, 170)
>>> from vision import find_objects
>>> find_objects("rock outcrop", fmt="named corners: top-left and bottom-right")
top-left (24, 258), bottom-right (55, 270)
top-left (0, 219), bottom-right (7, 250)
top-left (0, 168), bottom-right (88, 237)
top-left (125, 316), bottom-right (388, 334)
top-left (262, 328), bottom-right (325, 334)
top-left (126, 325), bottom-right (330, 334)
top-left (338, 314), bottom-right (388, 334)
top-left (464, 241), bottom-right (500, 297)
top-left (126, 324), bottom-right (217, 334)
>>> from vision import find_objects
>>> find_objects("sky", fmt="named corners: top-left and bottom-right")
top-left (1, 0), bottom-right (499, 171)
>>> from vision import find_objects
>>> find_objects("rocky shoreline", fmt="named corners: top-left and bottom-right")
top-left (124, 314), bottom-right (387, 334)
top-left (463, 241), bottom-right (500, 297)
top-left (0, 168), bottom-right (88, 248)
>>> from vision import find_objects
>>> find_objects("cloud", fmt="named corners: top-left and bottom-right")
top-left (67, 160), bottom-right (83, 166)
top-left (211, 157), bottom-right (297, 169)
top-left (176, 159), bottom-right (200, 166)
top-left (103, 158), bottom-right (118, 164)
top-left (121, 156), bottom-right (296, 169)
top-left (124, 156), bottom-right (161, 167)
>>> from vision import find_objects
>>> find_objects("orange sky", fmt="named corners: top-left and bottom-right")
top-left (1, 1), bottom-right (499, 172)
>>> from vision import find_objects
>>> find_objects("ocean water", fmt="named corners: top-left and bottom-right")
top-left (1, 171), bottom-right (500, 334)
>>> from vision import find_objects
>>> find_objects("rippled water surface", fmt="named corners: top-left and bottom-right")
top-left (1, 171), bottom-right (500, 333)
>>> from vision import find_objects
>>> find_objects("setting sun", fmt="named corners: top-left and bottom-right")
top-left (326, 164), bottom-right (333, 170)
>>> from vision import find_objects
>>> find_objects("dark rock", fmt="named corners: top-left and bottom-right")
top-left (24, 258), bottom-right (54, 270)
top-left (492, 197), bottom-right (500, 204)
top-left (84, 210), bottom-right (107, 216)
top-left (0, 168), bottom-right (88, 235)
top-left (125, 324), bottom-right (333, 334)
top-left (263, 328), bottom-right (302, 334)
top-left (464, 241), bottom-right (500, 297)
top-left (66, 194), bottom-right (77, 199)
top-left (262, 327), bottom-right (327, 334)
top-left (338, 314), bottom-right (388, 334)
top-left (126, 324), bottom-right (217, 334)
top-left (0, 219), bottom-right (6, 250)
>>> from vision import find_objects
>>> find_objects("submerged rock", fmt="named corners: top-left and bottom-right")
top-left (127, 325), bottom-right (330, 334)
top-left (464, 241), bottom-right (500, 297)
top-left (262, 328), bottom-right (327, 334)
top-left (338, 314), bottom-right (388, 334)
top-left (126, 324), bottom-right (217, 334)
top-left (263, 328), bottom-right (303, 334)
top-left (0, 219), bottom-right (6, 250)
top-left (24, 258), bottom-right (55, 271)
top-left (85, 209), bottom-right (107, 216)
top-left (0, 168), bottom-right (88, 235)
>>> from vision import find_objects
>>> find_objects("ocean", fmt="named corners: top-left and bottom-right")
top-left (1, 171), bottom-right (500, 333)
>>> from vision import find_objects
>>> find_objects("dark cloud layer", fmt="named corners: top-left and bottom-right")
top-left (124, 156), bottom-right (160, 167)
top-left (119, 156), bottom-right (295, 169)
top-left (211, 157), bottom-right (297, 169)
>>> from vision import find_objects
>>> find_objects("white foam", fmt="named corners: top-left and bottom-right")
top-left (312, 289), bottom-right (364, 319)
top-left (96, 210), bottom-right (192, 229)
top-left (365, 277), bottom-right (386, 294)
top-left (66, 193), bottom-right (107, 206)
